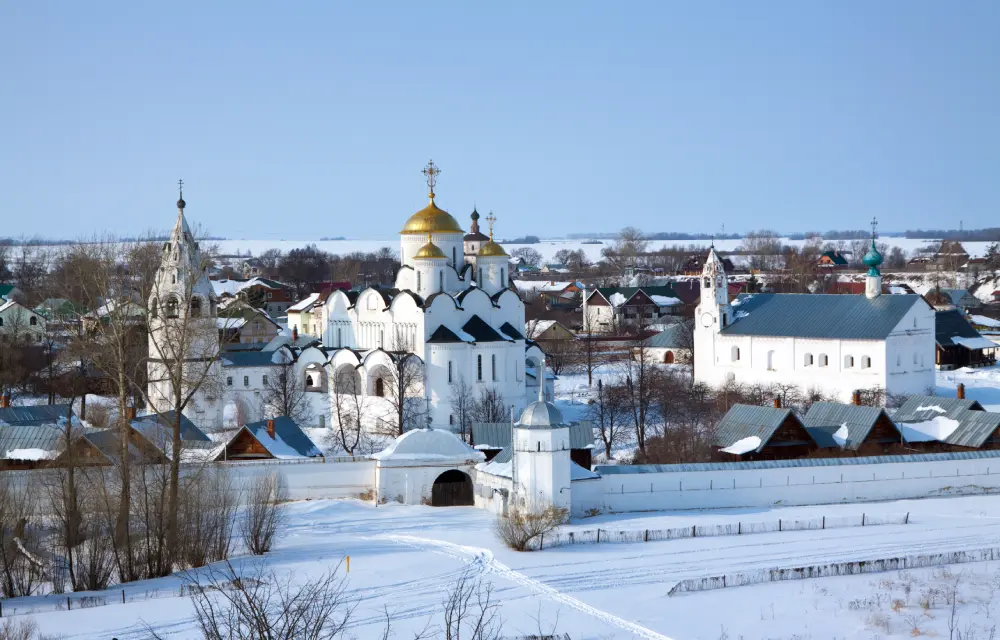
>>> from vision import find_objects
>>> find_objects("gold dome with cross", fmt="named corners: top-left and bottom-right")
top-left (477, 212), bottom-right (508, 257)
top-left (400, 160), bottom-right (465, 235)
top-left (413, 233), bottom-right (448, 259)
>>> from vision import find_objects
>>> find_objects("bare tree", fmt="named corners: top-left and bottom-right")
top-left (175, 559), bottom-right (355, 640)
top-left (260, 357), bottom-right (314, 425)
top-left (739, 230), bottom-right (783, 272)
top-left (587, 379), bottom-right (628, 459)
top-left (449, 375), bottom-right (474, 442)
top-left (382, 327), bottom-right (427, 435)
top-left (331, 365), bottom-right (366, 455)
top-left (241, 472), bottom-right (287, 555)
top-left (619, 336), bottom-right (659, 457)
top-left (441, 568), bottom-right (503, 640)
top-left (470, 387), bottom-right (510, 424)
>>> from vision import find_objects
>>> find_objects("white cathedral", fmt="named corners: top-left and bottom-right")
top-left (148, 164), bottom-right (546, 434)
top-left (693, 235), bottom-right (936, 402)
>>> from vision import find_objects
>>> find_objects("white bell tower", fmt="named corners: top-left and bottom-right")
top-left (147, 182), bottom-right (223, 431)
top-left (693, 245), bottom-right (732, 386)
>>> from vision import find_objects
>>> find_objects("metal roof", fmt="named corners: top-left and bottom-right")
top-left (714, 404), bottom-right (797, 452)
top-left (936, 309), bottom-right (986, 348)
top-left (0, 404), bottom-right (75, 427)
top-left (893, 395), bottom-right (984, 422)
top-left (721, 293), bottom-right (923, 340)
top-left (803, 402), bottom-right (893, 450)
top-left (242, 417), bottom-right (323, 459)
top-left (427, 325), bottom-right (463, 344)
top-left (132, 411), bottom-right (211, 443)
top-left (221, 350), bottom-right (280, 368)
top-left (0, 424), bottom-right (75, 457)
top-left (472, 421), bottom-right (594, 449)
top-left (945, 411), bottom-right (1000, 448)
top-left (462, 315), bottom-right (508, 342)
top-left (643, 320), bottom-right (693, 349)
top-left (597, 449), bottom-right (1000, 474)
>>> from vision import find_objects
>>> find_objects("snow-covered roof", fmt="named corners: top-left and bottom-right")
top-left (719, 436), bottom-right (761, 455)
top-left (287, 292), bottom-right (321, 313)
top-left (952, 336), bottom-right (999, 350)
top-left (971, 315), bottom-right (1000, 328)
top-left (649, 295), bottom-right (681, 307)
top-left (373, 428), bottom-right (485, 464)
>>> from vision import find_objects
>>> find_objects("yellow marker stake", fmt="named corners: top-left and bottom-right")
top-left (346, 555), bottom-right (350, 573)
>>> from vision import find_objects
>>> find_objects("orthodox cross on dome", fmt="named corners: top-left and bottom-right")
top-left (485, 212), bottom-right (496, 240)
top-left (178, 179), bottom-right (184, 198)
top-left (870, 216), bottom-right (878, 239)
top-left (422, 160), bottom-right (441, 198)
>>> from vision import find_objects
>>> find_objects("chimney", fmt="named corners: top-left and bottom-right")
top-left (292, 326), bottom-right (298, 341)
top-left (126, 406), bottom-right (137, 421)
top-left (266, 419), bottom-right (275, 439)
top-left (852, 390), bottom-right (862, 406)
top-left (0, 393), bottom-right (9, 409)
top-left (773, 396), bottom-right (781, 409)
top-left (957, 383), bottom-right (966, 400)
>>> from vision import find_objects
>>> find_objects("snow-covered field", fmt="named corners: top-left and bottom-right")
top-left (213, 236), bottom-right (998, 264)
top-left (14, 495), bottom-right (1000, 639)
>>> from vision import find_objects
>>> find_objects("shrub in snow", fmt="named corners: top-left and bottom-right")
top-left (493, 504), bottom-right (568, 552)
top-left (240, 471), bottom-right (288, 555)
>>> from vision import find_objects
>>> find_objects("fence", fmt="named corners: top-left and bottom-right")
top-left (537, 511), bottom-right (909, 549)
top-left (667, 546), bottom-right (1000, 596)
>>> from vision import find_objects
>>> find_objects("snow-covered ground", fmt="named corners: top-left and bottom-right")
top-left (14, 494), bottom-right (1000, 639)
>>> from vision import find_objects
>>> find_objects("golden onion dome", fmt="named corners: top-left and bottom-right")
top-left (478, 240), bottom-right (508, 258)
top-left (401, 197), bottom-right (464, 235)
top-left (414, 234), bottom-right (448, 260)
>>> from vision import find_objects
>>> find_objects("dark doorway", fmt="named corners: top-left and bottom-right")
top-left (431, 470), bottom-right (473, 507)
top-left (664, 351), bottom-right (674, 364)
top-left (375, 378), bottom-right (385, 397)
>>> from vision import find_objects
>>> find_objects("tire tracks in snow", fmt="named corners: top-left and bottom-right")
top-left (381, 534), bottom-right (674, 640)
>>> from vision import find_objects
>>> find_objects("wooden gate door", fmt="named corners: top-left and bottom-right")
top-left (431, 470), bottom-right (473, 506)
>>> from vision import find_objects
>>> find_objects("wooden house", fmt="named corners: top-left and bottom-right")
top-left (935, 309), bottom-right (997, 370)
top-left (803, 401), bottom-right (902, 457)
top-left (712, 402), bottom-right (817, 461)
top-left (217, 417), bottom-right (323, 461)
top-left (817, 251), bottom-right (849, 269)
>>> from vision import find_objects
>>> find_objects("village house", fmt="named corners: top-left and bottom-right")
top-left (935, 309), bottom-right (997, 369)
top-left (0, 299), bottom-right (46, 342)
top-left (803, 400), bottom-right (902, 456)
top-left (582, 285), bottom-right (683, 334)
top-left (217, 300), bottom-right (283, 344)
top-left (285, 291), bottom-right (331, 339)
top-left (211, 277), bottom-right (295, 317)
top-left (817, 250), bottom-right (849, 269)
top-left (525, 318), bottom-right (575, 343)
top-left (216, 416), bottom-right (323, 461)
top-left (640, 319), bottom-right (693, 364)
top-left (713, 402), bottom-right (817, 461)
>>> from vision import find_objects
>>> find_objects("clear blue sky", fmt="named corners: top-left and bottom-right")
top-left (2, 1), bottom-right (998, 240)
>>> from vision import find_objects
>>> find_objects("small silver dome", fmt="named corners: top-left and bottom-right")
top-left (518, 400), bottom-right (564, 428)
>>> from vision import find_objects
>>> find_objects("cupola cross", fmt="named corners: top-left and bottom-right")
top-left (422, 160), bottom-right (441, 198)
top-left (485, 212), bottom-right (496, 240)
top-left (870, 216), bottom-right (878, 239)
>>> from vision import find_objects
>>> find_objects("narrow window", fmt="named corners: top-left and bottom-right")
top-left (29, 316), bottom-right (37, 326)
top-left (449, 414), bottom-right (454, 425)
top-left (913, 352), bottom-right (918, 365)
top-left (319, 415), bottom-right (325, 429)
top-left (166, 298), bottom-right (179, 318)
top-left (819, 354), bottom-right (828, 367)
top-left (226, 376), bottom-right (233, 387)
top-left (501, 268), bottom-right (505, 285)
top-left (416, 271), bottom-right (421, 292)
top-left (804, 353), bottom-right (813, 366)
top-left (262, 375), bottom-right (269, 386)
top-left (375, 378), bottom-right (385, 397)
top-left (151, 299), bottom-right (158, 318)
top-left (190, 297), bottom-right (202, 318)
top-left (243, 376), bottom-right (249, 387)
top-left (478, 268), bottom-right (483, 284)
top-left (452, 247), bottom-right (457, 266)
top-left (491, 354), bottom-right (497, 381)
top-left (862, 355), bottom-right (872, 369)
top-left (731, 346), bottom-right (740, 362)
top-left (448, 361), bottom-right (453, 384)
top-left (477, 354), bottom-right (483, 381)
top-left (439, 270), bottom-right (444, 292)
top-left (766, 350), bottom-right (775, 370)
top-left (845, 355), bottom-right (854, 368)
top-left (337, 327), bottom-right (342, 347)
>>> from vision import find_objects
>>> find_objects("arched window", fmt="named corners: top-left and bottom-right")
top-left (375, 378), bottom-right (385, 397)
top-left (845, 355), bottom-right (854, 368)
top-left (766, 350), bottom-right (775, 370)
top-left (416, 271), bottom-right (421, 292)
top-left (804, 353), bottom-right (813, 366)
top-left (190, 296), bottom-right (202, 318)
top-left (477, 354), bottom-right (483, 381)
top-left (731, 346), bottom-right (740, 362)
top-left (862, 355), bottom-right (872, 369)
top-left (165, 298), bottom-right (179, 318)
top-left (306, 374), bottom-right (314, 387)
top-left (29, 316), bottom-right (37, 326)
top-left (226, 376), bottom-right (232, 387)
top-left (819, 354), bottom-right (829, 367)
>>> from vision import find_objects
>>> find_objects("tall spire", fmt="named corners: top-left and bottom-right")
top-left (538, 356), bottom-right (546, 402)
top-left (176, 179), bottom-right (186, 211)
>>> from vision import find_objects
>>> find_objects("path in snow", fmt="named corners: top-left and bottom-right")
top-left (382, 534), bottom-right (675, 640)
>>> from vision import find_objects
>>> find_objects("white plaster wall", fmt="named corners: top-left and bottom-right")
top-left (516, 426), bottom-right (572, 511)
top-left (224, 459), bottom-right (376, 501)
top-left (376, 463), bottom-right (475, 505)
top-left (590, 456), bottom-right (1000, 513)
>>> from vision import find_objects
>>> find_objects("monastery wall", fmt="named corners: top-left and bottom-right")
top-left (592, 453), bottom-right (1000, 513)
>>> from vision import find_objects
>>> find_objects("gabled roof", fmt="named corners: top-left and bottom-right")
top-left (643, 320), bottom-right (693, 349)
top-left (237, 417), bottom-right (323, 459)
top-left (941, 288), bottom-right (978, 306)
top-left (942, 411), bottom-right (1000, 448)
top-left (0, 404), bottom-right (76, 427)
top-left (722, 293), bottom-right (924, 340)
top-left (803, 402), bottom-right (895, 450)
top-left (936, 309), bottom-right (986, 348)
top-left (132, 411), bottom-right (211, 443)
top-left (893, 395), bottom-right (985, 422)
top-left (462, 315), bottom-right (508, 342)
top-left (0, 423), bottom-right (78, 460)
top-left (427, 325), bottom-right (464, 344)
top-left (287, 292), bottom-right (322, 313)
top-left (500, 322), bottom-right (525, 340)
top-left (714, 404), bottom-right (802, 453)
top-left (221, 350), bottom-right (280, 368)
top-left (818, 251), bottom-right (848, 266)
top-left (590, 285), bottom-right (681, 306)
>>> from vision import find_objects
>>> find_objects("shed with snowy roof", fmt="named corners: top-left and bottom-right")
top-left (217, 417), bottom-right (323, 462)
top-left (372, 428), bottom-right (485, 506)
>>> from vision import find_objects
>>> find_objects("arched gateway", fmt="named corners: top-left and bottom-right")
top-left (431, 469), bottom-right (473, 506)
